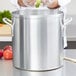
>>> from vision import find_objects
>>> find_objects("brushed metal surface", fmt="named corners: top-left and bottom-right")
top-left (12, 9), bottom-right (64, 70)
top-left (0, 49), bottom-right (76, 76)
top-left (13, 67), bottom-right (63, 76)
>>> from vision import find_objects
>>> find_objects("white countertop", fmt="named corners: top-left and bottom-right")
top-left (0, 36), bottom-right (12, 42)
top-left (64, 49), bottom-right (76, 76)
top-left (0, 49), bottom-right (76, 76)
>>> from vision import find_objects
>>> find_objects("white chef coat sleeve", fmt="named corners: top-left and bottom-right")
top-left (10, 0), bottom-right (20, 8)
top-left (58, 0), bottom-right (71, 6)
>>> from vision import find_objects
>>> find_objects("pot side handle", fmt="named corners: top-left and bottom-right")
top-left (64, 17), bottom-right (72, 26)
top-left (3, 17), bottom-right (14, 36)
top-left (3, 17), bottom-right (12, 26)
top-left (63, 18), bottom-right (76, 63)
top-left (61, 17), bottom-right (72, 48)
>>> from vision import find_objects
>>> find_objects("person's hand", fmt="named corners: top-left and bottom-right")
top-left (18, 0), bottom-right (36, 7)
top-left (18, 0), bottom-right (26, 6)
top-left (42, 0), bottom-right (60, 9)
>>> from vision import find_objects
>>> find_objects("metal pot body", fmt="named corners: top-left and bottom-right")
top-left (12, 9), bottom-right (64, 71)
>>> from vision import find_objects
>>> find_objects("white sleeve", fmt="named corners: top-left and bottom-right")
top-left (10, 0), bottom-right (20, 8)
top-left (58, 0), bottom-right (71, 6)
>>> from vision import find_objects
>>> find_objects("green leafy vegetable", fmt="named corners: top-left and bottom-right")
top-left (0, 12), bottom-right (3, 23)
top-left (0, 10), bottom-right (12, 24)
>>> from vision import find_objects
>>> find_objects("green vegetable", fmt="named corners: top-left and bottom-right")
top-left (35, 0), bottom-right (41, 8)
top-left (0, 10), bottom-right (12, 24)
top-left (35, 3), bottom-right (40, 8)
top-left (0, 12), bottom-right (3, 23)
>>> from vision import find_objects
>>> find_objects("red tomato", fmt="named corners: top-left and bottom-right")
top-left (3, 50), bottom-right (13, 60)
top-left (0, 49), bottom-right (3, 59)
top-left (4, 45), bottom-right (12, 51)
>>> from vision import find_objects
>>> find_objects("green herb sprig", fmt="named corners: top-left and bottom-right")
top-left (0, 10), bottom-right (12, 24)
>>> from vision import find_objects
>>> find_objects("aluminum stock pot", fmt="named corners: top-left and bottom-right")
top-left (3, 8), bottom-right (71, 71)
top-left (11, 8), bottom-right (64, 71)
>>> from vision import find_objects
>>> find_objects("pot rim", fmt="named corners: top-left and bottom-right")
top-left (12, 9), bottom-right (63, 18)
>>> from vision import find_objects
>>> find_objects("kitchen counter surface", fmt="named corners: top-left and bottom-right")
top-left (0, 36), bottom-right (12, 41)
top-left (0, 49), bottom-right (76, 76)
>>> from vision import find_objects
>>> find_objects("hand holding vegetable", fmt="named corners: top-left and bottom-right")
top-left (17, 0), bottom-right (60, 8)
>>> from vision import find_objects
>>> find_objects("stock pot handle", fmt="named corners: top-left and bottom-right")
top-left (64, 17), bottom-right (72, 26)
top-left (3, 17), bottom-right (12, 27)
top-left (2, 17), bottom-right (14, 36)
top-left (61, 17), bottom-right (72, 48)
top-left (62, 17), bottom-right (76, 63)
